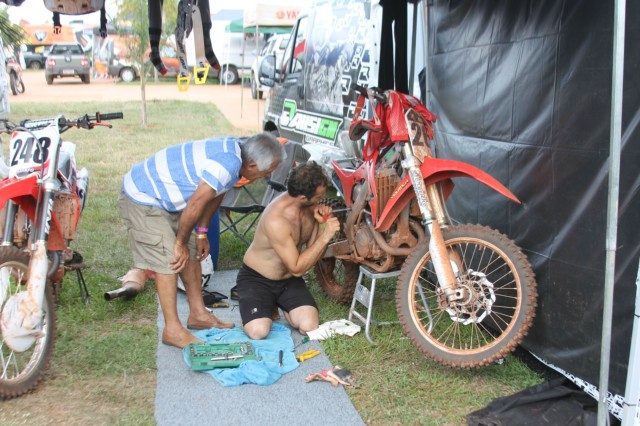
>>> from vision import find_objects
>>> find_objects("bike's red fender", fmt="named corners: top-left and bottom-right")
top-left (0, 175), bottom-right (40, 210)
top-left (0, 175), bottom-right (68, 250)
top-left (376, 158), bottom-right (521, 233)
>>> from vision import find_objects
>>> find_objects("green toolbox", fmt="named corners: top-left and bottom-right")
top-left (187, 342), bottom-right (260, 370)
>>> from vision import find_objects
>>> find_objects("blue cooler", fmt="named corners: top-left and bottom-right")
top-left (206, 211), bottom-right (220, 270)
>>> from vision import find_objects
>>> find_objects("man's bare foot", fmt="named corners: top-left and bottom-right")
top-left (187, 313), bottom-right (234, 330)
top-left (161, 328), bottom-right (202, 349)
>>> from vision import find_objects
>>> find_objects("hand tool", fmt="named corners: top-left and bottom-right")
top-left (296, 349), bottom-right (320, 362)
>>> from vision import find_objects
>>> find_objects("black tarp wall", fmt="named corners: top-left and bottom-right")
top-left (427, 0), bottom-right (639, 397)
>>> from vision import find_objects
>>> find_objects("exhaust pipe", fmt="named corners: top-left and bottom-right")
top-left (104, 269), bottom-right (147, 301)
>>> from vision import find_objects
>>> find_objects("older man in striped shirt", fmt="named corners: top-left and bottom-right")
top-left (118, 133), bottom-right (285, 348)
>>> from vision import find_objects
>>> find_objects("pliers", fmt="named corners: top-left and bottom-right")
top-left (296, 349), bottom-right (320, 362)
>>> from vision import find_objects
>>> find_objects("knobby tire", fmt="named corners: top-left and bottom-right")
top-left (397, 224), bottom-right (537, 368)
top-left (0, 247), bottom-right (57, 399)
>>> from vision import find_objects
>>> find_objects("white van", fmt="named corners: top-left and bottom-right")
top-left (250, 33), bottom-right (290, 99)
top-left (185, 23), bottom-right (266, 85)
top-left (258, 0), bottom-right (426, 162)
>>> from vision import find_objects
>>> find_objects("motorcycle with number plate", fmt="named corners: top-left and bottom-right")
top-left (316, 85), bottom-right (537, 368)
top-left (0, 112), bottom-right (123, 398)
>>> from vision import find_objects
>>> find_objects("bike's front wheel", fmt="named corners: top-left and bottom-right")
top-left (397, 224), bottom-right (537, 368)
top-left (0, 247), bottom-right (56, 399)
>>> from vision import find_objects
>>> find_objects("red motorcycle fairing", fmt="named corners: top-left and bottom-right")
top-left (0, 174), bottom-right (70, 251)
top-left (0, 174), bottom-right (40, 210)
top-left (332, 159), bottom-right (370, 211)
top-left (332, 156), bottom-right (521, 234)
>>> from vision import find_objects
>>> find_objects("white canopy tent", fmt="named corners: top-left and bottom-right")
top-left (240, 0), bottom-right (308, 122)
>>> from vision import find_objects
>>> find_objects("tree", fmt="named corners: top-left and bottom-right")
top-left (115, 0), bottom-right (179, 127)
top-left (0, 6), bottom-right (26, 48)
top-left (115, 0), bottom-right (151, 127)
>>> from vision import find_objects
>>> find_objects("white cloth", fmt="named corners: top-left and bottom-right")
top-left (306, 319), bottom-right (361, 341)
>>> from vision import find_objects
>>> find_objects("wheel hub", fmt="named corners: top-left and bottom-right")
top-left (441, 270), bottom-right (496, 325)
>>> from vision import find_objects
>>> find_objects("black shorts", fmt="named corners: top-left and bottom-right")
top-left (236, 263), bottom-right (318, 325)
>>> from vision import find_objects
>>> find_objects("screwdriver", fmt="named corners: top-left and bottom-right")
top-left (321, 208), bottom-right (350, 221)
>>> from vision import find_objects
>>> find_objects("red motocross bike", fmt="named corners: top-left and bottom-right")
top-left (0, 112), bottom-right (122, 398)
top-left (315, 86), bottom-right (537, 367)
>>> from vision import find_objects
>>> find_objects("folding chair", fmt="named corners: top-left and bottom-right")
top-left (219, 139), bottom-right (300, 246)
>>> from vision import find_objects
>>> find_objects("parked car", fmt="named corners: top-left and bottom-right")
top-left (250, 34), bottom-right (289, 99)
top-left (45, 43), bottom-right (91, 85)
top-left (23, 47), bottom-right (48, 70)
top-left (94, 37), bottom-right (181, 82)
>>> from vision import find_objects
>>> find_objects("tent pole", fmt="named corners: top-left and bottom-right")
top-left (408, 2), bottom-right (417, 94)
top-left (622, 259), bottom-right (640, 425)
top-left (597, 0), bottom-right (626, 424)
top-left (254, 22), bottom-right (260, 124)
top-left (241, 28), bottom-right (245, 119)
top-left (422, 0), bottom-right (430, 109)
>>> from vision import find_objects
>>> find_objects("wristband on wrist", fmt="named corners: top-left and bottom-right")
top-left (195, 226), bottom-right (209, 233)
top-left (195, 233), bottom-right (208, 240)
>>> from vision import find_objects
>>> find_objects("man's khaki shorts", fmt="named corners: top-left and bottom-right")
top-left (118, 191), bottom-right (197, 274)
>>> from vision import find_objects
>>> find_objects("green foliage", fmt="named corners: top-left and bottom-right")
top-left (114, 0), bottom-right (149, 72)
top-left (0, 6), bottom-right (26, 47)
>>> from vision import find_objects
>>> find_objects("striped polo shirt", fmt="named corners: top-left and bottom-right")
top-left (122, 137), bottom-right (243, 212)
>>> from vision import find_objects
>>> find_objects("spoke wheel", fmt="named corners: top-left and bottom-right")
top-left (314, 198), bottom-right (359, 304)
top-left (315, 257), bottom-right (359, 304)
top-left (0, 247), bottom-right (56, 399)
top-left (397, 224), bottom-right (537, 368)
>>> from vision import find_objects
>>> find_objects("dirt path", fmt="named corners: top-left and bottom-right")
top-left (10, 70), bottom-right (265, 132)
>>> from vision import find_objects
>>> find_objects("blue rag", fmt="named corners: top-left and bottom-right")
top-left (182, 323), bottom-right (298, 386)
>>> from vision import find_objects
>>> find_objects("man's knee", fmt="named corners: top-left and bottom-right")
top-left (297, 317), bottom-right (319, 335)
top-left (243, 319), bottom-right (271, 340)
top-left (290, 307), bottom-right (318, 334)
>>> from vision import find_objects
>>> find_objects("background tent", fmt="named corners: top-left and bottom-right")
top-left (240, 0), bottom-right (306, 120)
top-left (226, 18), bottom-right (291, 35)
top-left (423, 0), bottom-right (638, 421)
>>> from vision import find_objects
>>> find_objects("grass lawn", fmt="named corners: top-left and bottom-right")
top-left (0, 100), bottom-right (543, 425)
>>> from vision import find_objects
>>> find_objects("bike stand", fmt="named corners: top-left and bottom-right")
top-left (348, 266), bottom-right (400, 344)
top-left (65, 253), bottom-right (90, 305)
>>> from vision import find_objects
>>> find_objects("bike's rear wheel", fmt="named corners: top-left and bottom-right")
top-left (315, 258), bottom-right (360, 304)
top-left (397, 224), bottom-right (537, 368)
top-left (315, 198), bottom-right (359, 304)
top-left (0, 247), bottom-right (56, 399)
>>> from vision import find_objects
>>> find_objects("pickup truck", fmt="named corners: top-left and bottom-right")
top-left (45, 43), bottom-right (91, 85)
top-left (23, 51), bottom-right (47, 70)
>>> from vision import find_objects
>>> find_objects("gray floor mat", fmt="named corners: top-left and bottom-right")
top-left (155, 269), bottom-right (364, 426)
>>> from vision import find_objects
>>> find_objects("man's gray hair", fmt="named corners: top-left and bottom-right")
top-left (240, 133), bottom-right (286, 171)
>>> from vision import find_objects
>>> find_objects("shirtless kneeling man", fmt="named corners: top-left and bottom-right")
top-left (237, 162), bottom-right (340, 339)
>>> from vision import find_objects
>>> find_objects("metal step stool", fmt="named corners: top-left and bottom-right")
top-left (348, 265), bottom-right (401, 344)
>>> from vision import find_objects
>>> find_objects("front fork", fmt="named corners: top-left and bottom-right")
top-left (401, 144), bottom-right (459, 302)
top-left (26, 184), bottom-right (57, 312)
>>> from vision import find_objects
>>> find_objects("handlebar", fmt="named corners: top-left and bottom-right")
top-left (0, 112), bottom-right (124, 133)
top-left (353, 84), bottom-right (386, 103)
